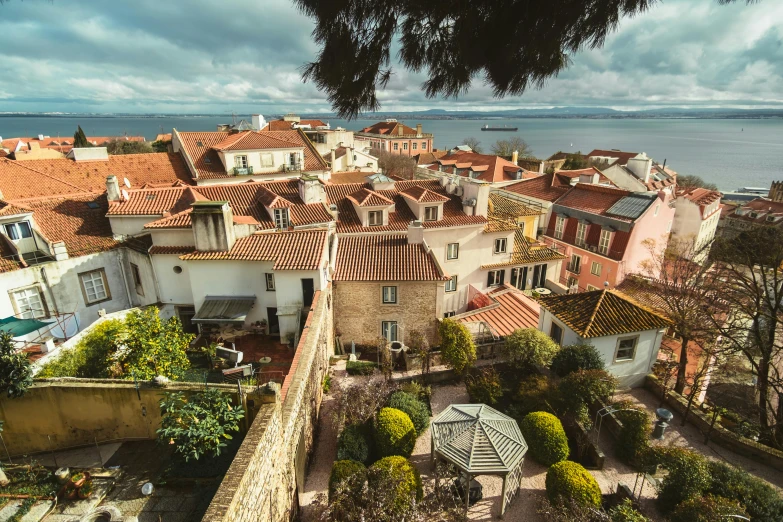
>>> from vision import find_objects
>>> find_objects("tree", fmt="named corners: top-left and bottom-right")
top-left (460, 137), bottom-right (482, 153)
top-left (112, 307), bottom-right (193, 380)
top-left (152, 139), bottom-right (171, 153)
top-left (636, 238), bottom-right (719, 395)
top-left (370, 148), bottom-right (417, 179)
top-left (561, 153), bottom-right (589, 170)
top-left (550, 343), bottom-right (605, 377)
top-left (0, 331), bottom-right (32, 398)
top-left (491, 137), bottom-right (533, 158)
top-left (157, 388), bottom-right (244, 461)
top-left (504, 327), bottom-right (559, 371)
top-left (73, 125), bottom-right (91, 148)
top-left (438, 319), bottom-right (476, 375)
top-left (677, 174), bottom-right (719, 192)
top-left (408, 329), bottom-right (433, 382)
top-left (710, 226), bottom-right (783, 446)
top-left (295, 0), bottom-right (753, 118)
top-left (106, 140), bottom-right (154, 155)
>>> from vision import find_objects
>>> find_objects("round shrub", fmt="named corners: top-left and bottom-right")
top-left (329, 460), bottom-right (367, 500)
top-left (374, 407), bottom-right (416, 458)
top-left (504, 328), bottom-right (560, 370)
top-left (519, 412), bottom-right (570, 466)
top-left (545, 461), bottom-right (602, 507)
top-left (706, 460), bottom-right (783, 522)
top-left (337, 424), bottom-right (370, 464)
top-left (368, 456), bottom-right (423, 509)
top-left (668, 494), bottom-right (748, 522)
top-left (550, 344), bottom-right (605, 377)
top-left (387, 391), bottom-right (430, 436)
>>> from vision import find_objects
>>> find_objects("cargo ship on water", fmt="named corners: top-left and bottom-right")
top-left (480, 124), bottom-right (518, 131)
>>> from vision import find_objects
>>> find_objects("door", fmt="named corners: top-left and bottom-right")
top-left (267, 307), bottom-right (280, 335)
top-left (177, 306), bottom-right (198, 335)
top-left (301, 278), bottom-right (314, 308)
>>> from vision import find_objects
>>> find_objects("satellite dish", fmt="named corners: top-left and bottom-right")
top-left (124, 177), bottom-right (131, 188)
top-left (121, 189), bottom-right (129, 201)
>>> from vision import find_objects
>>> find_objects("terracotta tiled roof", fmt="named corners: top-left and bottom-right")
top-left (399, 185), bottom-right (449, 203)
top-left (587, 149), bottom-right (639, 166)
top-left (554, 167), bottom-right (615, 187)
top-left (413, 150), bottom-right (448, 165)
top-left (503, 173), bottom-right (569, 203)
top-left (614, 276), bottom-right (671, 315)
top-left (538, 289), bottom-right (671, 338)
top-left (677, 187), bottom-right (722, 207)
top-left (346, 187), bottom-right (394, 207)
top-left (0, 200), bottom-right (32, 216)
top-left (360, 121), bottom-right (418, 136)
top-left (431, 151), bottom-right (537, 183)
top-left (554, 184), bottom-right (637, 220)
top-left (149, 245), bottom-right (194, 255)
top-left (108, 186), bottom-right (205, 215)
top-left (180, 230), bottom-right (327, 270)
top-left (213, 131), bottom-right (301, 151)
top-left (257, 186), bottom-right (294, 209)
top-left (723, 197), bottom-right (783, 225)
top-left (459, 286), bottom-right (540, 337)
top-left (482, 229), bottom-right (565, 268)
top-left (1, 136), bottom-right (145, 153)
top-left (144, 208), bottom-right (194, 229)
top-left (0, 158), bottom-right (92, 199)
top-left (334, 234), bottom-right (447, 281)
top-left (155, 133), bottom-right (172, 142)
top-left (0, 235), bottom-right (25, 273)
top-left (488, 193), bottom-right (542, 218)
top-left (328, 171), bottom-right (403, 184)
top-left (484, 218), bottom-right (519, 233)
top-left (261, 119), bottom-right (327, 131)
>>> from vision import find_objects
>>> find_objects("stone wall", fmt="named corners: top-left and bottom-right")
top-left (202, 284), bottom-right (334, 522)
top-left (334, 280), bottom-right (440, 348)
top-left (0, 379), bottom-right (240, 457)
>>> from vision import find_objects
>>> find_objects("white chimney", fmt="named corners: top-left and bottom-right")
top-left (512, 150), bottom-right (519, 165)
top-left (407, 220), bottom-right (424, 244)
top-left (191, 201), bottom-right (236, 252)
top-left (347, 147), bottom-right (355, 168)
top-left (106, 175), bottom-right (121, 202)
top-left (252, 114), bottom-right (267, 130)
top-left (298, 175), bottom-right (326, 204)
top-left (460, 179), bottom-right (490, 217)
top-left (627, 153), bottom-right (653, 183)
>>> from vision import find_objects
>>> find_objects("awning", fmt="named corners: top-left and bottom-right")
top-left (192, 296), bottom-right (256, 324)
top-left (0, 316), bottom-right (50, 337)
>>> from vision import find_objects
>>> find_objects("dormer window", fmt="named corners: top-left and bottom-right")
top-left (424, 206), bottom-right (438, 221)
top-left (235, 155), bottom-right (248, 168)
top-left (4, 222), bottom-right (32, 241)
top-left (368, 210), bottom-right (383, 226)
top-left (274, 208), bottom-right (289, 229)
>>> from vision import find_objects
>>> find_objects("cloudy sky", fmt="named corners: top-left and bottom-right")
top-left (0, 0), bottom-right (781, 114)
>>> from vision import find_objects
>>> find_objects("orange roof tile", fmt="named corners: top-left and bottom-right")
top-left (432, 151), bottom-right (537, 183)
top-left (346, 187), bottom-right (394, 207)
top-left (459, 286), bottom-right (540, 337)
top-left (488, 193), bottom-right (541, 218)
top-left (261, 119), bottom-right (327, 131)
top-left (108, 186), bottom-right (204, 215)
top-left (553, 183), bottom-right (635, 220)
top-left (399, 185), bottom-right (449, 203)
top-left (1, 136), bottom-right (145, 153)
top-left (328, 171), bottom-right (403, 184)
top-left (0, 158), bottom-right (92, 199)
top-left (360, 121), bottom-right (419, 136)
top-left (257, 186), bottom-right (294, 209)
top-left (587, 149), bottom-right (639, 166)
top-left (0, 200), bottom-right (32, 216)
top-left (334, 235), bottom-right (447, 281)
top-left (677, 187), bottom-right (722, 207)
top-left (149, 245), bottom-right (194, 255)
top-left (212, 131), bottom-right (301, 151)
top-left (503, 173), bottom-right (569, 203)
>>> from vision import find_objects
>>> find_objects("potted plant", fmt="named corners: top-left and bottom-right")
top-left (69, 471), bottom-right (90, 489)
top-left (77, 480), bottom-right (94, 499)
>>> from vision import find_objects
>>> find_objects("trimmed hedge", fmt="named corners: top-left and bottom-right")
top-left (387, 391), bottom-right (430, 436)
top-left (368, 456), bottom-right (423, 509)
top-left (337, 424), bottom-right (370, 464)
top-left (374, 407), bottom-right (416, 458)
top-left (550, 344), bottom-right (605, 377)
top-left (706, 461), bottom-right (783, 522)
top-left (346, 360), bottom-right (378, 375)
top-left (545, 460), bottom-right (602, 507)
top-left (519, 412), bottom-right (570, 466)
top-left (329, 460), bottom-right (367, 500)
top-left (668, 494), bottom-right (748, 522)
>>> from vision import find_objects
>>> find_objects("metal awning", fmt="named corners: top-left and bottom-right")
top-left (192, 296), bottom-right (256, 324)
top-left (0, 316), bottom-right (50, 337)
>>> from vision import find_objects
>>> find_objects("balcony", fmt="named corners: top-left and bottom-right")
top-left (566, 263), bottom-right (582, 274)
top-left (283, 162), bottom-right (302, 172)
top-left (232, 166), bottom-right (254, 176)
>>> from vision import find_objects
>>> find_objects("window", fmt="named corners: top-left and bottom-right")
top-left (569, 254), bottom-right (581, 274)
top-left (587, 284), bottom-right (599, 291)
top-left (567, 276), bottom-right (579, 290)
top-left (444, 311), bottom-right (455, 318)
top-left (575, 222), bottom-right (586, 247)
top-left (382, 286), bottom-right (397, 304)
top-left (12, 287), bottom-right (46, 319)
top-left (403, 143), bottom-right (408, 150)
top-left (550, 322), bottom-right (563, 344)
top-left (393, 143), bottom-right (399, 151)
top-left (234, 155), bottom-right (248, 168)
top-left (654, 203), bottom-right (660, 217)
top-left (445, 275), bottom-right (457, 292)
top-left (590, 261), bottom-right (602, 276)
top-left (598, 229), bottom-right (611, 255)
top-left (446, 243), bottom-right (459, 260)
top-left (130, 263), bottom-right (144, 296)
top-left (382, 321), bottom-right (398, 342)
top-left (615, 336), bottom-right (638, 362)
top-left (79, 269), bottom-right (110, 304)
top-left (260, 153), bottom-right (274, 167)
top-left (4, 222), bottom-right (32, 241)
top-left (421, 142), bottom-right (427, 150)
top-left (265, 273), bottom-right (275, 291)
top-left (368, 210), bottom-right (383, 226)
top-left (554, 216), bottom-right (565, 239)
top-left (412, 142), bottom-right (418, 150)
top-left (494, 238), bottom-right (507, 253)
top-left (424, 206), bottom-right (438, 221)
top-left (274, 208), bottom-right (289, 229)
top-left (487, 270), bottom-right (504, 287)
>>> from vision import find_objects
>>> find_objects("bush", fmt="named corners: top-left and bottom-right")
top-left (651, 447), bottom-right (711, 512)
top-left (37, 320), bottom-right (124, 379)
top-left (668, 494), bottom-right (748, 522)
top-left (513, 375), bottom-right (553, 417)
top-left (519, 412), bottom-right (570, 466)
top-left (0, 331), bottom-right (33, 398)
top-left (465, 366), bottom-right (503, 405)
top-left (374, 408), bottom-right (416, 458)
top-left (337, 424), bottom-right (370, 464)
top-left (608, 499), bottom-right (648, 521)
top-left (329, 460), bottom-right (367, 501)
top-left (387, 391), bottom-right (430, 436)
top-left (706, 461), bottom-right (783, 522)
top-left (550, 344), bottom-right (605, 377)
top-left (368, 456), bottom-right (422, 510)
top-left (346, 360), bottom-right (378, 375)
top-left (438, 319), bottom-right (476, 375)
top-left (613, 404), bottom-right (651, 466)
top-left (545, 461), bottom-right (602, 507)
top-left (504, 328), bottom-right (560, 370)
top-left (555, 369), bottom-right (616, 427)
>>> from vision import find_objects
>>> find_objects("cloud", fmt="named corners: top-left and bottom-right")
top-left (0, 0), bottom-right (780, 113)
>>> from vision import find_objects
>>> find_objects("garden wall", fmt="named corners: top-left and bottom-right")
top-left (645, 375), bottom-right (783, 472)
top-left (0, 379), bottom-right (240, 457)
top-left (202, 284), bottom-right (334, 522)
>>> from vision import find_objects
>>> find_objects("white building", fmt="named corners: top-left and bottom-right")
top-left (537, 289), bottom-right (671, 387)
top-left (671, 187), bottom-right (722, 260)
top-left (325, 146), bottom-right (378, 173)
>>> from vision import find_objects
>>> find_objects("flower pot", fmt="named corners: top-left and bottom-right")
top-left (70, 471), bottom-right (90, 489)
top-left (77, 482), bottom-right (93, 499)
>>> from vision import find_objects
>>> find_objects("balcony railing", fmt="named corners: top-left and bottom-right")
top-left (283, 162), bottom-right (302, 172)
top-left (566, 263), bottom-right (582, 274)
top-left (232, 166), bottom-right (254, 176)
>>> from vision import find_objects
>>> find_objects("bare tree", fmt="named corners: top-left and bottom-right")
top-left (491, 137), bottom-right (533, 158)
top-left (460, 137), bottom-right (482, 153)
top-left (370, 147), bottom-right (416, 179)
top-left (680, 338), bottom-right (734, 426)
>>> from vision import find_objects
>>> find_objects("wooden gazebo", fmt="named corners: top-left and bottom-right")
top-left (430, 404), bottom-right (528, 515)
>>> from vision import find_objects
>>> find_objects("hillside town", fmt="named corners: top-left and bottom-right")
top-left (0, 115), bottom-right (781, 522)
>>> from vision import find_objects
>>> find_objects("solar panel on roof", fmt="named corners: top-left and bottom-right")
top-left (606, 194), bottom-right (654, 219)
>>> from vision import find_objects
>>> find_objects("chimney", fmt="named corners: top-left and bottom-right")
top-left (539, 161), bottom-right (545, 174)
top-left (191, 201), bottom-right (236, 252)
top-left (626, 153), bottom-right (653, 184)
top-left (407, 220), bottom-right (424, 244)
top-left (397, 124), bottom-right (404, 136)
top-left (251, 114), bottom-right (267, 130)
top-left (416, 124), bottom-right (422, 137)
top-left (512, 150), bottom-right (519, 165)
top-left (460, 179), bottom-right (490, 217)
top-left (330, 146), bottom-right (337, 166)
top-left (298, 175), bottom-right (326, 204)
top-left (347, 147), bottom-right (354, 168)
top-left (106, 175), bottom-right (121, 202)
